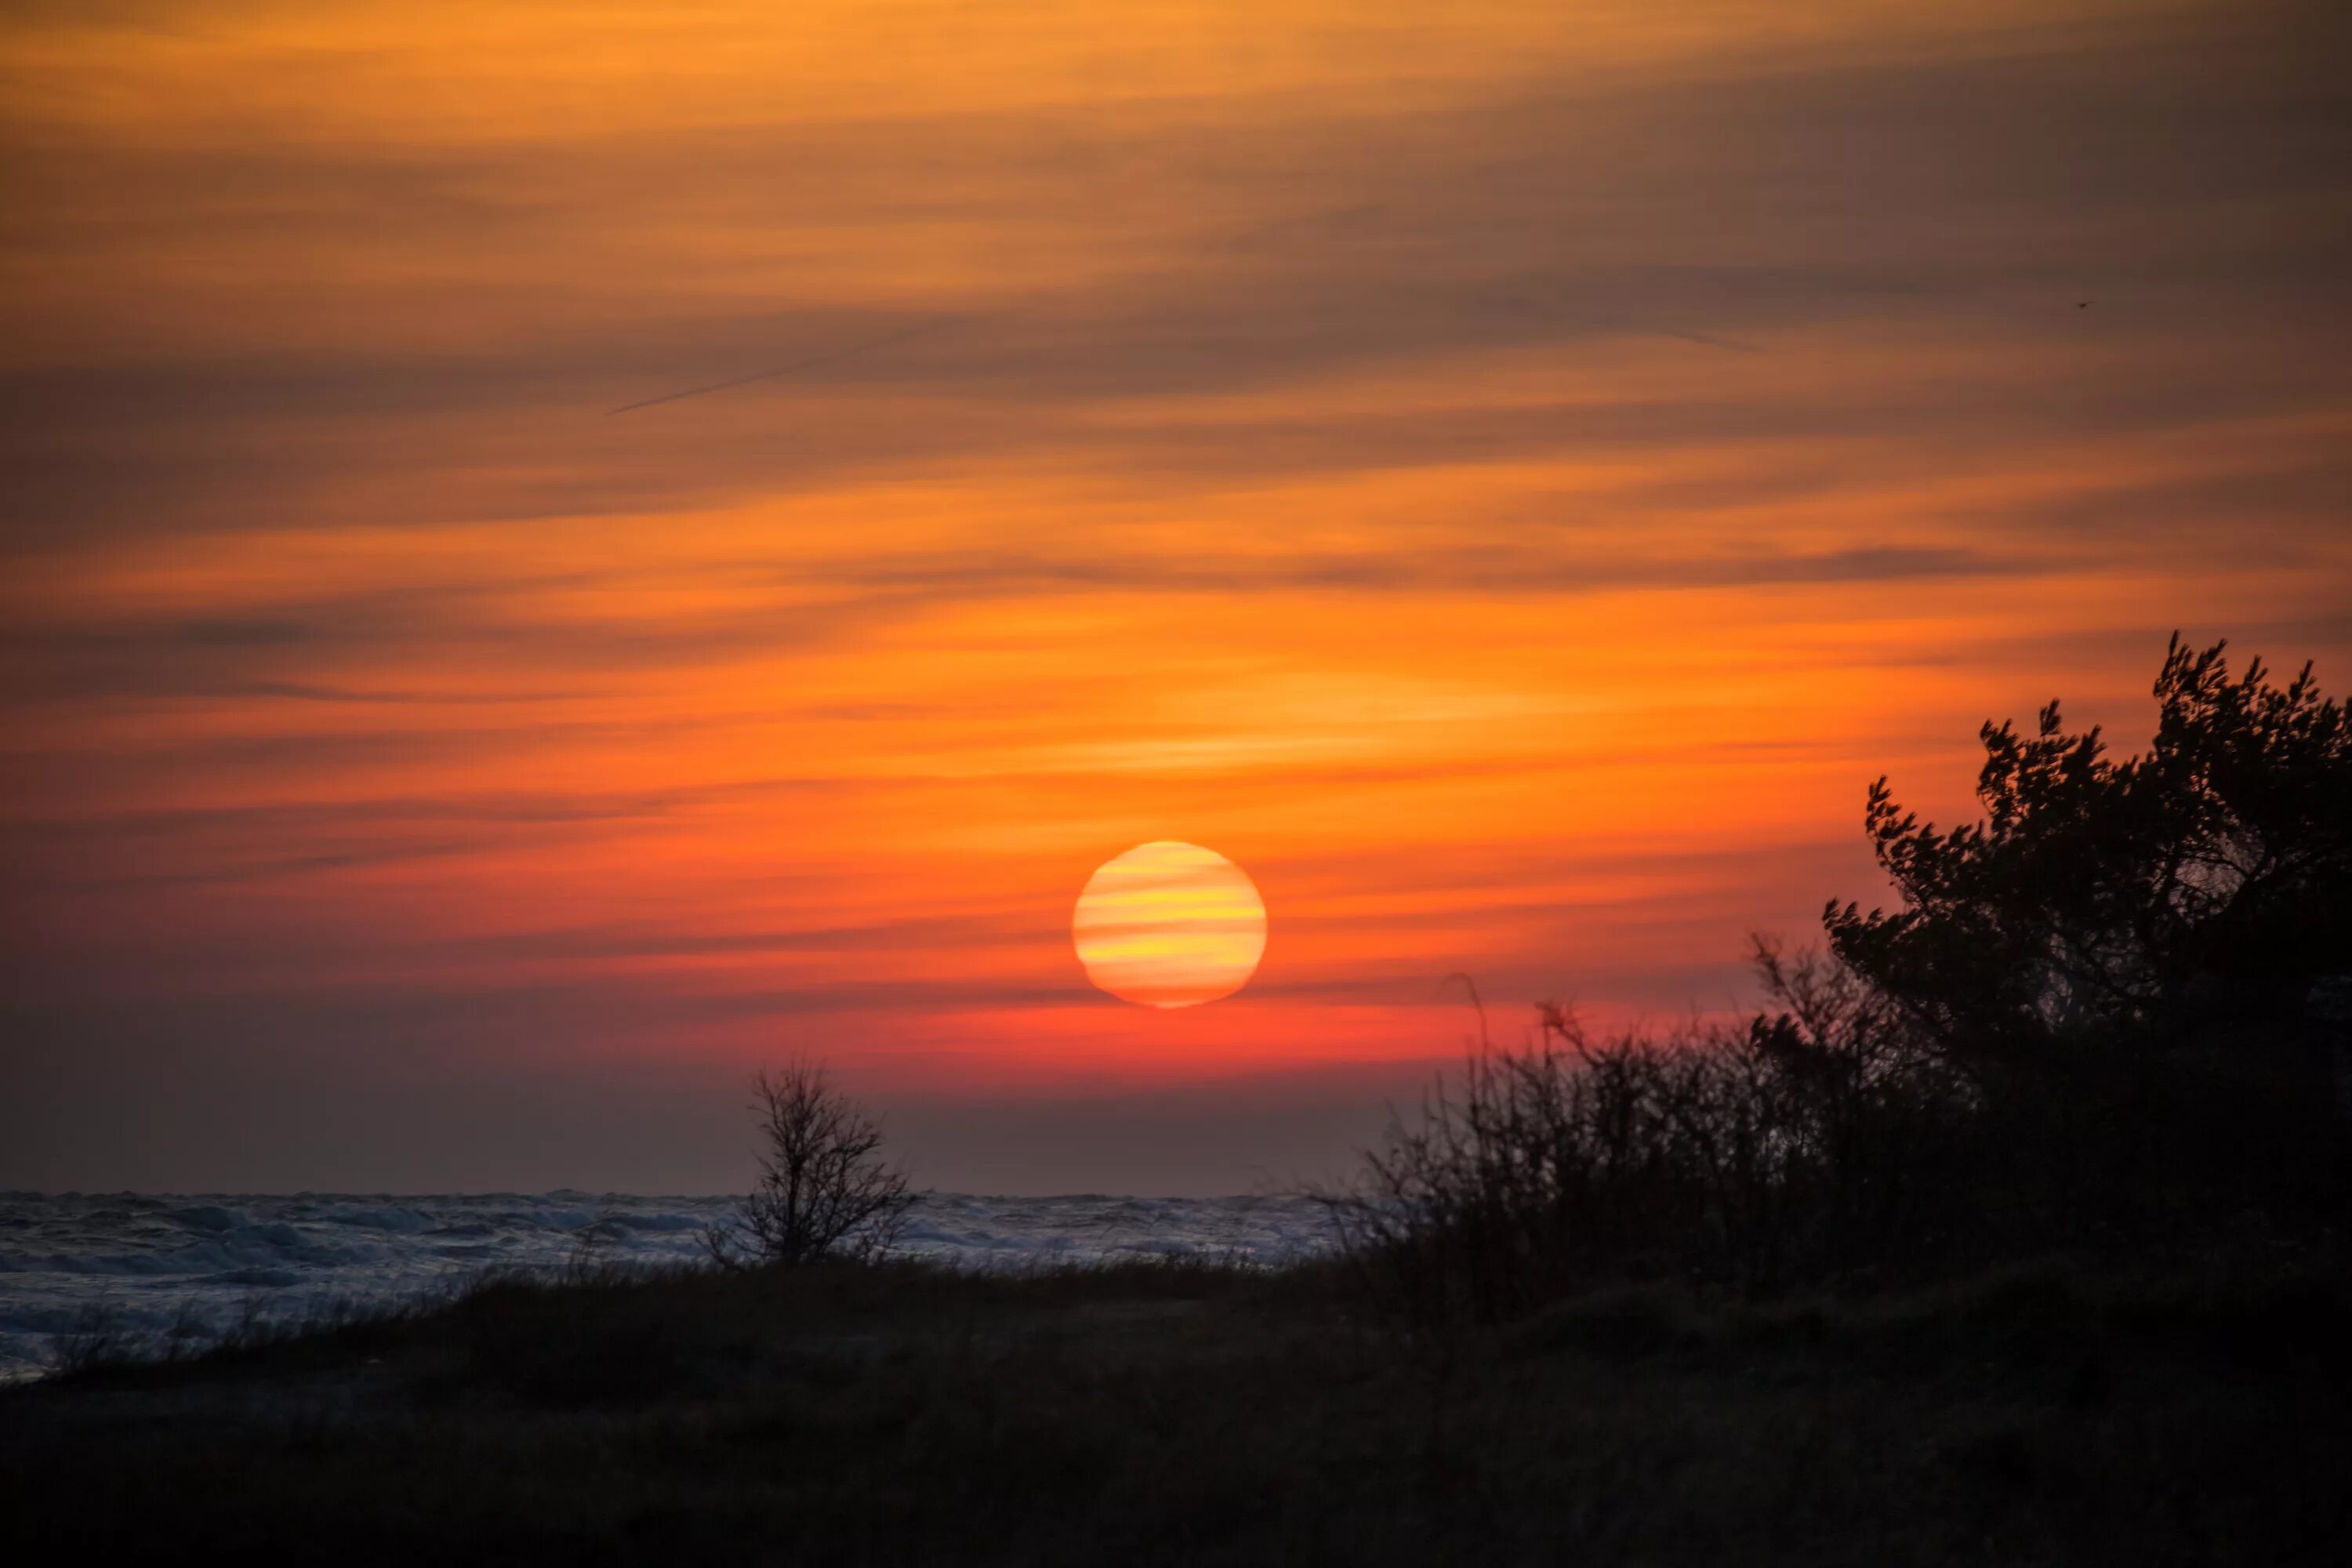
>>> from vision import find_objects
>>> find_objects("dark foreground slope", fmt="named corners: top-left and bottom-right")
top-left (2, 1255), bottom-right (2346, 1566)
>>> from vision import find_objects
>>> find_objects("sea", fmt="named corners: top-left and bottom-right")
top-left (0, 1190), bottom-right (1338, 1383)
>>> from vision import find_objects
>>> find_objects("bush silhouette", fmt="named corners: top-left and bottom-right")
top-left (1327, 953), bottom-right (1983, 1321)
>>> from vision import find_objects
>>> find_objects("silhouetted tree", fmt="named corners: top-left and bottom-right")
top-left (1824, 635), bottom-right (2350, 1058)
top-left (704, 1062), bottom-right (915, 1269)
top-left (1330, 636), bottom-right (2348, 1322)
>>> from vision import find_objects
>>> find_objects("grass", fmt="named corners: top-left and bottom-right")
top-left (4, 1250), bottom-right (2347, 1565)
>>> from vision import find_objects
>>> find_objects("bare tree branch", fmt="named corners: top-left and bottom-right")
top-left (704, 1061), bottom-right (916, 1269)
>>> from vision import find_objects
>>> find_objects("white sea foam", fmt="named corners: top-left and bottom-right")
top-left (0, 1190), bottom-right (1335, 1382)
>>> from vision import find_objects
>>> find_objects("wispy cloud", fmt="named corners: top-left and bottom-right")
top-left (1, 0), bottom-right (2346, 1191)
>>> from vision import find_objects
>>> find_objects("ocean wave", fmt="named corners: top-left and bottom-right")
top-left (0, 1190), bottom-right (1335, 1381)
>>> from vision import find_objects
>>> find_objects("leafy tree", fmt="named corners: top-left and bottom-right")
top-left (1824, 635), bottom-right (2350, 1056)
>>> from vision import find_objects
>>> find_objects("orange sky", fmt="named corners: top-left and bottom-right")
top-left (3, 0), bottom-right (2347, 1192)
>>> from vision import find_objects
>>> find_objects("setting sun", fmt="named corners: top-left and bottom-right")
top-left (1071, 842), bottom-right (1269, 1009)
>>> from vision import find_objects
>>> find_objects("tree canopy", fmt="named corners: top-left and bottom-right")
top-left (1824, 635), bottom-right (2351, 1055)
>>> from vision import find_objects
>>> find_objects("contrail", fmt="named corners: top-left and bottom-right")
top-left (605, 314), bottom-right (970, 416)
top-left (1650, 326), bottom-right (1768, 355)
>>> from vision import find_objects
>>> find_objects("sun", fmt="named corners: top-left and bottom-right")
top-left (1072, 841), bottom-right (1268, 1008)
